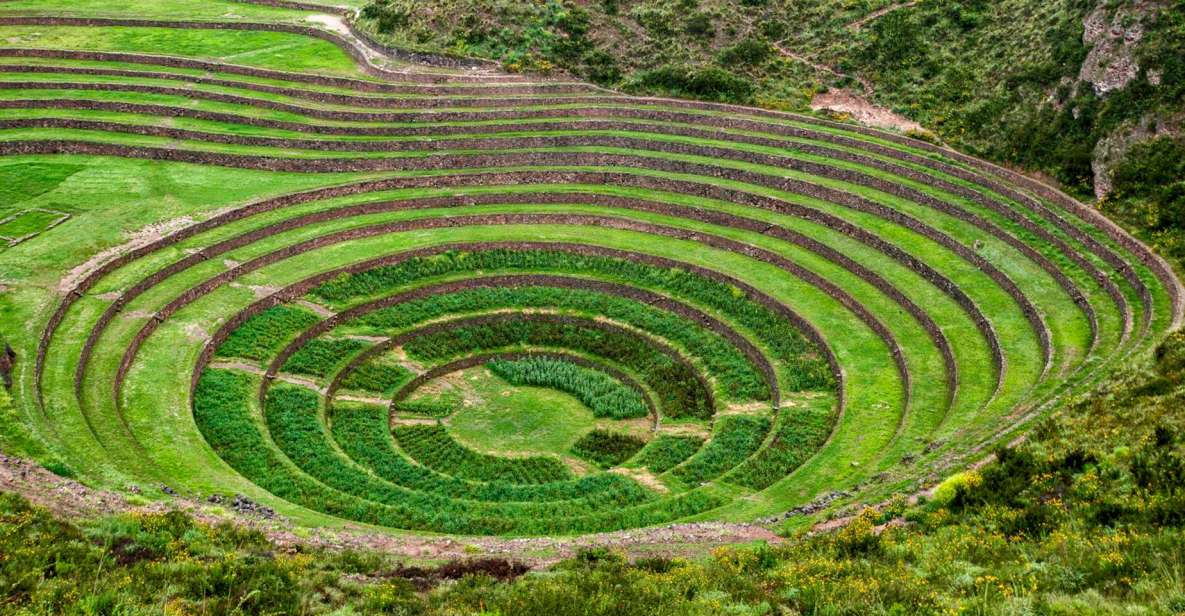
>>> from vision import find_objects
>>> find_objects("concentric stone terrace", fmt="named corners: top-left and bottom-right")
top-left (3, 7), bottom-right (1181, 536)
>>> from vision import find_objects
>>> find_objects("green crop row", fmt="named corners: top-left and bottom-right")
top-left (338, 357), bottom-right (414, 395)
top-left (195, 370), bottom-right (689, 533)
top-left (571, 430), bottom-right (647, 469)
top-left (329, 402), bottom-right (655, 505)
top-left (352, 285), bottom-right (768, 402)
top-left (281, 337), bottom-right (371, 378)
top-left (214, 305), bottom-right (320, 363)
top-left (634, 434), bottom-right (705, 474)
top-left (725, 402), bottom-right (835, 490)
top-left (402, 319), bottom-right (712, 419)
top-left (392, 399), bottom-right (455, 418)
top-left (310, 248), bottom-right (831, 391)
top-left (393, 424), bottom-right (573, 485)
top-left (369, 290), bottom-right (756, 402)
top-left (486, 356), bottom-right (649, 419)
top-left (670, 415), bottom-right (771, 486)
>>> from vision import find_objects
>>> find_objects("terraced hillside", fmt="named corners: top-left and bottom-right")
top-left (0, 0), bottom-right (1181, 537)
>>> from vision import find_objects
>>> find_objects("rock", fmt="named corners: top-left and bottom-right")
top-left (1092, 112), bottom-right (1182, 198)
top-left (0, 344), bottom-right (15, 389)
top-left (230, 494), bottom-right (276, 519)
top-left (759, 490), bottom-right (852, 523)
top-left (1078, 2), bottom-right (1147, 95)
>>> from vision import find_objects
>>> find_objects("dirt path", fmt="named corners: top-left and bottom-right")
top-left (847, 1), bottom-right (919, 31)
top-left (58, 215), bottom-right (198, 294)
top-left (773, 42), bottom-right (874, 97)
top-left (295, 299), bottom-right (336, 318)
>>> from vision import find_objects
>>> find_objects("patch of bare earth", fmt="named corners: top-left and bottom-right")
top-left (611, 467), bottom-right (669, 494)
top-left (810, 89), bottom-right (927, 135)
top-left (58, 215), bottom-right (198, 295)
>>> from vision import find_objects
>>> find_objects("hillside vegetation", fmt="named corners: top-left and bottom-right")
top-left (359, 0), bottom-right (1184, 197)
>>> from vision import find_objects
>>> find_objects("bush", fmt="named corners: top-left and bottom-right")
top-left (214, 305), bottom-right (319, 362)
top-left (635, 435), bottom-right (704, 473)
top-left (717, 38), bottom-right (773, 66)
top-left (488, 356), bottom-right (649, 419)
top-left (672, 415), bottom-right (771, 485)
top-left (571, 430), bottom-right (646, 468)
top-left (628, 65), bottom-right (754, 103)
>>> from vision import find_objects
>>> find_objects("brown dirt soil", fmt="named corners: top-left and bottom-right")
top-left (810, 89), bottom-right (926, 135)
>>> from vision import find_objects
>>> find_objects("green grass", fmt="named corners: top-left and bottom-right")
top-left (487, 356), bottom-right (650, 420)
top-left (0, 208), bottom-right (66, 238)
top-left (0, 26), bottom-right (369, 77)
top-left (428, 367), bottom-right (599, 458)
top-left (571, 429), bottom-right (646, 469)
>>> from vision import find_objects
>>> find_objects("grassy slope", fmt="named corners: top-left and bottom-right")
top-left (356, 0), bottom-right (1185, 197)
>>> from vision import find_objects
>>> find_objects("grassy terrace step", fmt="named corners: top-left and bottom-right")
top-left (55, 184), bottom-right (1061, 473)
top-left (0, 103), bottom-right (1142, 347)
top-left (329, 401), bottom-right (655, 504)
top-left (0, 35), bottom-right (1172, 326)
top-left (0, 96), bottom-right (1159, 339)
top-left (4, 12), bottom-right (1178, 538)
top-left (4, 139), bottom-right (1063, 378)
top-left (195, 369), bottom-right (720, 534)
top-left (0, 77), bottom-right (1156, 331)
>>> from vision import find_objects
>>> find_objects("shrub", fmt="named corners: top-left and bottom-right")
top-left (571, 430), bottom-right (646, 468)
top-left (635, 435), bottom-right (704, 473)
top-left (717, 38), bottom-right (773, 66)
top-left (628, 65), bottom-right (754, 103)
top-left (487, 356), bottom-right (649, 419)
top-left (214, 305), bottom-right (319, 362)
top-left (672, 415), bottom-right (770, 485)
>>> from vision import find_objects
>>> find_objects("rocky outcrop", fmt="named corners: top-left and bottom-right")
top-left (1078, 1), bottom-right (1161, 95)
top-left (0, 344), bottom-right (14, 388)
top-left (1093, 113), bottom-right (1182, 198)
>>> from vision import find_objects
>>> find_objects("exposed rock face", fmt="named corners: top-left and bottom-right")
top-left (1078, 1), bottom-right (1158, 95)
top-left (0, 345), bottom-right (14, 389)
top-left (1093, 113), bottom-right (1182, 198)
top-left (1077, 1), bottom-right (1178, 196)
